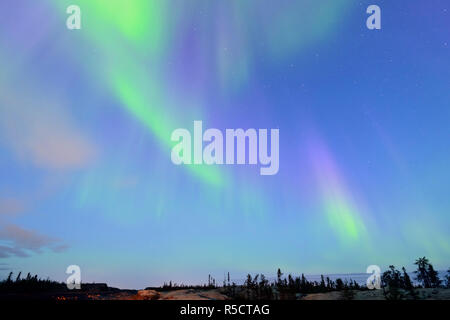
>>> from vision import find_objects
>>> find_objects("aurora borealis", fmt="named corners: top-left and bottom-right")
top-left (0, 1), bottom-right (449, 288)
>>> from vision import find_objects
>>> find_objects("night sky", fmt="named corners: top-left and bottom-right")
top-left (0, 0), bottom-right (449, 288)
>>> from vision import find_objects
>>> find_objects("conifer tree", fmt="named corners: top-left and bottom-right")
top-left (277, 268), bottom-right (283, 287)
top-left (414, 257), bottom-right (431, 288)
top-left (445, 269), bottom-right (450, 288)
top-left (427, 264), bottom-right (441, 288)
top-left (336, 278), bottom-right (344, 291)
top-left (300, 273), bottom-right (307, 291)
top-left (320, 275), bottom-right (326, 291)
top-left (402, 267), bottom-right (413, 290)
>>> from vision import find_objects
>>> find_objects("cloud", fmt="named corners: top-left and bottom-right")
top-left (0, 91), bottom-right (96, 170)
top-left (0, 245), bottom-right (28, 258)
top-left (0, 224), bottom-right (69, 258)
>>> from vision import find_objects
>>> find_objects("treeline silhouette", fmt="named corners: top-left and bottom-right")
top-left (149, 274), bottom-right (218, 291)
top-left (381, 257), bottom-right (448, 300)
top-left (1, 257), bottom-right (449, 300)
top-left (221, 269), bottom-right (363, 300)
top-left (0, 272), bottom-right (114, 294)
top-left (157, 257), bottom-right (450, 300)
top-left (0, 272), bottom-right (66, 293)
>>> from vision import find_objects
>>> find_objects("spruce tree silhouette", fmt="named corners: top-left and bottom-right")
top-left (402, 267), bottom-right (413, 290)
top-left (414, 257), bottom-right (431, 288)
top-left (320, 275), bottom-right (326, 291)
top-left (402, 267), bottom-right (419, 299)
top-left (445, 269), bottom-right (450, 288)
top-left (427, 264), bottom-right (441, 288)
top-left (381, 266), bottom-right (405, 300)
top-left (336, 278), bottom-right (344, 291)
top-left (276, 268), bottom-right (283, 287)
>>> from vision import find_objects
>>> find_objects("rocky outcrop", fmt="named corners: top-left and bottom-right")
top-left (134, 289), bottom-right (161, 300)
